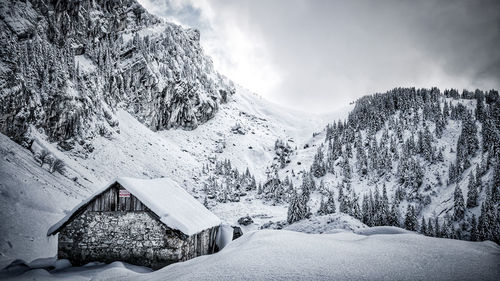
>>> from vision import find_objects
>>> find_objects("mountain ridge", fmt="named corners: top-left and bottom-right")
top-left (0, 0), bottom-right (234, 151)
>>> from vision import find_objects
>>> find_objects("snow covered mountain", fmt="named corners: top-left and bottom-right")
top-left (280, 88), bottom-right (500, 243)
top-left (0, 0), bottom-right (234, 149)
top-left (0, 82), bottom-right (335, 267)
top-left (0, 0), bottom-right (499, 279)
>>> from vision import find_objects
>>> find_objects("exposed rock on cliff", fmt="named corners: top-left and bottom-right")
top-left (0, 0), bottom-right (234, 150)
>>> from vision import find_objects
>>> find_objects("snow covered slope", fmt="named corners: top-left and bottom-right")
top-left (4, 229), bottom-right (499, 280)
top-left (145, 230), bottom-right (500, 281)
top-left (0, 0), bottom-right (234, 145)
top-left (283, 213), bottom-right (367, 234)
top-left (0, 85), bottom-right (339, 266)
top-left (0, 133), bottom-right (87, 269)
top-left (278, 88), bottom-right (500, 243)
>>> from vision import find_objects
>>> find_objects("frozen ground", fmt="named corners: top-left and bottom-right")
top-left (2, 229), bottom-right (499, 281)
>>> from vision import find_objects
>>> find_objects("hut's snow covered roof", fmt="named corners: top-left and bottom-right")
top-left (48, 177), bottom-right (221, 236)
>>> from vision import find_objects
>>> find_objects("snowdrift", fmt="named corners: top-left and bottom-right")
top-left (4, 230), bottom-right (499, 280)
top-left (143, 230), bottom-right (500, 281)
top-left (283, 213), bottom-right (367, 234)
top-left (354, 226), bottom-right (413, 236)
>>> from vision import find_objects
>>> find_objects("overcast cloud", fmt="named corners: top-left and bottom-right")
top-left (138, 0), bottom-right (500, 113)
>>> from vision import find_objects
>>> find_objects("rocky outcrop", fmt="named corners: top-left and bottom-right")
top-left (237, 215), bottom-right (254, 226)
top-left (0, 0), bottom-right (234, 150)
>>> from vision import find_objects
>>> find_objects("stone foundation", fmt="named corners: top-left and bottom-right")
top-left (58, 210), bottom-right (217, 269)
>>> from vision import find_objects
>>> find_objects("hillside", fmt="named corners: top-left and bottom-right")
top-left (0, 85), bottom-right (336, 267)
top-left (201, 88), bottom-right (500, 244)
top-left (265, 88), bottom-right (500, 243)
top-left (0, 0), bottom-right (233, 146)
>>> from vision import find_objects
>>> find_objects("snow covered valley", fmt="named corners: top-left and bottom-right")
top-left (1, 0), bottom-right (500, 280)
top-left (0, 87), bottom-right (340, 269)
top-left (1, 87), bottom-right (500, 280)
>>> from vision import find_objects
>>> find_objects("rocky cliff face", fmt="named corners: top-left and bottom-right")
top-left (0, 0), bottom-right (234, 151)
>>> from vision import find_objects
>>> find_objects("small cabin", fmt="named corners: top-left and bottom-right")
top-left (47, 177), bottom-right (221, 269)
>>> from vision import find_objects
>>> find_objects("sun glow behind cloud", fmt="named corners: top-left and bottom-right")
top-left (138, 0), bottom-right (283, 102)
top-left (138, 0), bottom-right (500, 113)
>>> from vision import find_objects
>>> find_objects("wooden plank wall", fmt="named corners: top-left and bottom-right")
top-left (208, 226), bottom-right (219, 253)
top-left (88, 183), bottom-right (146, 212)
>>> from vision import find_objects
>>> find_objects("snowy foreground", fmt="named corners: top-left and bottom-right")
top-left (2, 228), bottom-right (499, 281)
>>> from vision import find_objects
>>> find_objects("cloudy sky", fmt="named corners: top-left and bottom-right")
top-left (138, 0), bottom-right (500, 113)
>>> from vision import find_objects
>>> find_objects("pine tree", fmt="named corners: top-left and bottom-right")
top-left (470, 214), bottom-right (478, 241)
top-left (448, 162), bottom-right (457, 184)
top-left (477, 188), bottom-right (497, 241)
top-left (427, 217), bottom-right (434, 237)
top-left (342, 158), bottom-right (352, 181)
top-left (325, 191), bottom-right (336, 214)
top-left (338, 183), bottom-right (344, 201)
top-left (373, 186), bottom-right (382, 225)
top-left (317, 195), bottom-right (327, 215)
top-left (287, 191), bottom-right (310, 224)
top-left (318, 191), bottom-right (336, 215)
top-left (351, 190), bottom-right (362, 220)
top-left (397, 156), bottom-right (423, 198)
top-left (445, 216), bottom-right (455, 239)
top-left (301, 173), bottom-right (312, 200)
top-left (456, 117), bottom-right (478, 173)
top-left (362, 194), bottom-right (372, 226)
top-left (311, 146), bottom-right (326, 177)
top-left (441, 220), bottom-right (451, 238)
top-left (475, 94), bottom-right (485, 122)
top-left (420, 216), bottom-right (427, 235)
top-left (250, 175), bottom-right (257, 190)
top-left (318, 180), bottom-right (326, 194)
top-left (404, 205), bottom-right (418, 231)
top-left (466, 173), bottom-right (478, 208)
top-left (453, 184), bottom-right (465, 221)
top-left (273, 181), bottom-right (285, 204)
top-left (492, 169), bottom-right (500, 203)
top-left (434, 217), bottom-right (441, 238)
top-left (387, 202), bottom-right (400, 227)
top-left (338, 183), bottom-right (351, 214)
top-left (356, 146), bottom-right (368, 176)
top-left (287, 192), bottom-right (302, 224)
top-left (475, 166), bottom-right (483, 192)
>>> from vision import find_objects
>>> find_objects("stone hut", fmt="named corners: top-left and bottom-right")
top-left (47, 177), bottom-right (221, 269)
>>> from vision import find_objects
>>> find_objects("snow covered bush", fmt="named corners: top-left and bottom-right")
top-left (49, 159), bottom-right (66, 175)
top-left (35, 149), bottom-right (51, 167)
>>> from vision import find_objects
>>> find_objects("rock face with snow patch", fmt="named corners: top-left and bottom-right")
top-left (0, 0), bottom-right (234, 150)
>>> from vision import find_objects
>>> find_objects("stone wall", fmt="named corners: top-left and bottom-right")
top-left (58, 210), bottom-right (217, 269)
